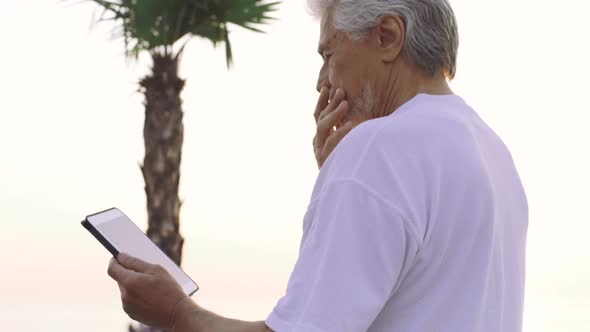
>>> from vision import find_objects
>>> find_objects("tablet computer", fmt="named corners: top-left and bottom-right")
top-left (81, 207), bottom-right (198, 296)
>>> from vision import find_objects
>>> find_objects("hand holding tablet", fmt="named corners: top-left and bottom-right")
top-left (81, 207), bottom-right (198, 295)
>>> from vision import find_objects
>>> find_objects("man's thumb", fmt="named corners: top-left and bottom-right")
top-left (117, 253), bottom-right (154, 272)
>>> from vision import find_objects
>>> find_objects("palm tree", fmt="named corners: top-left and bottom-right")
top-left (85, 1), bottom-right (279, 330)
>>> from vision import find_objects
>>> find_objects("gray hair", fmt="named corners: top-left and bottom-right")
top-left (308, 0), bottom-right (459, 79)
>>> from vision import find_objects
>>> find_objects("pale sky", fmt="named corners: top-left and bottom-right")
top-left (1, 0), bottom-right (589, 331)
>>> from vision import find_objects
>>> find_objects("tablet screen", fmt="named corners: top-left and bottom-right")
top-left (86, 208), bottom-right (198, 295)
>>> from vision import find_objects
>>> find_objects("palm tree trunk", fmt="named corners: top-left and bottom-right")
top-left (140, 52), bottom-right (185, 266)
top-left (131, 52), bottom-right (186, 332)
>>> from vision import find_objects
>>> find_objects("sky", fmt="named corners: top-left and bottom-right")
top-left (1, 0), bottom-right (589, 331)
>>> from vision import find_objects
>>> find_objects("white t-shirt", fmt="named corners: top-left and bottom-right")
top-left (266, 93), bottom-right (529, 332)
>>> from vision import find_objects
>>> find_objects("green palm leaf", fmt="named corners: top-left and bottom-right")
top-left (88, 0), bottom-right (280, 65)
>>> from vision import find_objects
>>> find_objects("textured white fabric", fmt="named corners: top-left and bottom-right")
top-left (266, 94), bottom-right (528, 332)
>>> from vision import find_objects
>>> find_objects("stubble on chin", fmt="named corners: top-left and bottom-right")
top-left (343, 82), bottom-right (377, 127)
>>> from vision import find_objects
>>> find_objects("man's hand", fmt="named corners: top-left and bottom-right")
top-left (313, 87), bottom-right (355, 169)
top-left (107, 253), bottom-right (194, 329)
top-left (107, 254), bottom-right (271, 332)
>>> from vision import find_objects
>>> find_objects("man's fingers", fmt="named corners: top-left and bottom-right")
top-left (108, 257), bottom-right (134, 282)
top-left (324, 121), bottom-right (355, 153)
top-left (314, 120), bottom-right (354, 169)
top-left (314, 86), bottom-right (329, 122)
top-left (318, 89), bottom-right (346, 122)
top-left (314, 100), bottom-right (348, 155)
top-left (118, 253), bottom-right (155, 273)
top-left (313, 87), bottom-right (350, 169)
top-left (316, 100), bottom-right (348, 147)
top-left (321, 100), bottom-right (348, 129)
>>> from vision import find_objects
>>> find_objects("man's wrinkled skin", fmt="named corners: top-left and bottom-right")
top-left (108, 9), bottom-right (453, 332)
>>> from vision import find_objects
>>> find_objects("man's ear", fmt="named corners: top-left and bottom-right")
top-left (375, 15), bottom-right (405, 62)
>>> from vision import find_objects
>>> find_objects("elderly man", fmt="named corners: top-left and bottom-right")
top-left (107, 0), bottom-right (529, 331)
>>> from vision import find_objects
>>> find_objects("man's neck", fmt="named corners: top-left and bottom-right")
top-left (374, 67), bottom-right (453, 119)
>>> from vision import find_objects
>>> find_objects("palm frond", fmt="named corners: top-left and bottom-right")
top-left (224, 26), bottom-right (233, 67)
top-left (224, 0), bottom-right (280, 31)
top-left (87, 0), bottom-right (281, 64)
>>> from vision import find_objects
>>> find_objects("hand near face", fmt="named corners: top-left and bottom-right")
top-left (313, 87), bottom-right (355, 169)
top-left (107, 253), bottom-right (193, 329)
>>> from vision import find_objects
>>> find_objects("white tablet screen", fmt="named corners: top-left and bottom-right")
top-left (87, 208), bottom-right (198, 295)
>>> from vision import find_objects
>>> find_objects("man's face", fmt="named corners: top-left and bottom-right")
top-left (316, 13), bottom-right (379, 126)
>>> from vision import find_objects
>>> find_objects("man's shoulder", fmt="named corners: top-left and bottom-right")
top-left (324, 100), bottom-right (478, 176)
top-left (334, 108), bottom-right (456, 158)
top-left (319, 116), bottom-right (420, 179)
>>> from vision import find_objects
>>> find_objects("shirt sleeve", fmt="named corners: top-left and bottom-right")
top-left (266, 179), bottom-right (420, 332)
